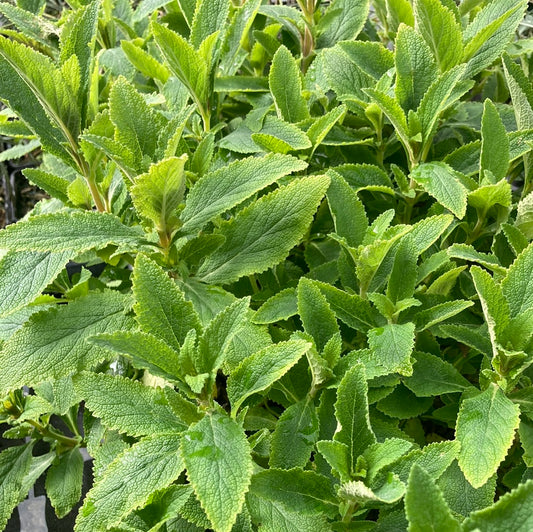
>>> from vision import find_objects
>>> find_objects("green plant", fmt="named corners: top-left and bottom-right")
top-left (1, 0), bottom-right (533, 530)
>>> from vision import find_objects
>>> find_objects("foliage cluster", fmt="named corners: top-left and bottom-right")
top-left (1, 0), bottom-right (533, 529)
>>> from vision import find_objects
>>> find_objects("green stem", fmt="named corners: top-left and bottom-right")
top-left (26, 419), bottom-right (81, 448)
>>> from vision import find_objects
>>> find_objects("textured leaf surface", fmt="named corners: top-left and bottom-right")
top-left (181, 153), bottom-right (307, 232)
top-left (317, 0), bottom-right (369, 48)
top-left (462, 480), bottom-right (533, 531)
top-left (502, 241), bottom-right (533, 316)
top-left (132, 254), bottom-right (201, 351)
top-left (75, 434), bottom-right (184, 532)
top-left (227, 340), bottom-right (310, 414)
top-left (334, 363), bottom-right (376, 474)
top-left (0, 250), bottom-right (71, 317)
top-left (45, 448), bottom-right (84, 518)
top-left (269, 45), bottom-right (309, 123)
top-left (270, 399), bottom-right (319, 469)
top-left (74, 372), bottom-right (185, 436)
top-left (0, 211), bottom-right (143, 252)
top-left (411, 162), bottom-right (468, 218)
top-left (197, 176), bottom-right (329, 284)
top-left (456, 384), bottom-right (520, 488)
top-left (253, 288), bottom-right (297, 324)
top-left (367, 323), bottom-right (415, 377)
top-left (190, 0), bottom-right (230, 48)
top-left (249, 469), bottom-right (337, 516)
top-left (480, 99), bottom-right (509, 181)
top-left (0, 444), bottom-right (33, 530)
top-left (182, 413), bottom-right (252, 532)
top-left (0, 291), bottom-right (133, 394)
top-left (405, 464), bottom-right (460, 532)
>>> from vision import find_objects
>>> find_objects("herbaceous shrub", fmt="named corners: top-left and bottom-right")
top-left (0, 0), bottom-right (533, 530)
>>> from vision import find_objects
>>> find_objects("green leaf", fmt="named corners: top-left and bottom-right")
top-left (249, 468), bottom-right (337, 516)
top-left (109, 76), bottom-right (164, 165)
top-left (197, 176), bottom-right (329, 284)
top-left (181, 153), bottom-right (307, 233)
top-left (227, 340), bottom-right (310, 415)
top-left (326, 170), bottom-right (368, 247)
top-left (403, 351), bottom-right (471, 396)
top-left (395, 24), bottom-right (438, 113)
top-left (471, 266), bottom-right (510, 357)
top-left (182, 413), bottom-right (251, 532)
top-left (339, 41), bottom-right (394, 80)
top-left (75, 434), bottom-right (184, 532)
top-left (253, 288), bottom-right (297, 324)
top-left (270, 398), bottom-right (319, 469)
top-left (480, 99), bottom-right (510, 182)
top-left (0, 211), bottom-right (143, 253)
top-left (196, 297), bottom-right (250, 376)
top-left (468, 179), bottom-right (512, 214)
top-left (416, 300), bottom-right (474, 331)
top-left (411, 162), bottom-right (468, 218)
top-left (59, 0), bottom-right (99, 124)
top-left (23, 168), bottom-right (70, 203)
top-left (0, 444), bottom-right (33, 530)
top-left (121, 40), bottom-right (170, 83)
top-left (190, 0), bottom-right (229, 48)
top-left (131, 155), bottom-right (187, 234)
top-left (456, 384), bottom-right (520, 488)
top-left (413, 0), bottom-right (462, 72)
top-left (317, 440), bottom-right (350, 481)
top-left (298, 278), bottom-right (339, 352)
top-left (152, 22), bottom-right (208, 107)
top-left (252, 116), bottom-right (312, 152)
top-left (307, 104), bottom-right (347, 151)
top-left (317, 0), bottom-right (370, 48)
top-left (502, 242), bottom-right (533, 317)
top-left (437, 460), bottom-right (496, 517)
top-left (462, 480), bottom-right (533, 531)
top-left (45, 447), bottom-right (84, 518)
top-left (89, 331), bottom-right (182, 384)
top-left (387, 234), bottom-right (418, 303)
top-left (362, 438), bottom-right (415, 483)
top-left (0, 250), bottom-right (71, 317)
top-left (463, 0), bottom-right (527, 78)
top-left (335, 362), bottom-right (376, 474)
top-left (0, 291), bottom-right (133, 394)
top-left (74, 372), bottom-right (185, 437)
top-left (269, 45), bottom-right (309, 123)
top-left (132, 254), bottom-right (202, 351)
top-left (367, 323), bottom-right (416, 377)
top-left (339, 476), bottom-right (405, 508)
top-left (405, 464), bottom-right (460, 532)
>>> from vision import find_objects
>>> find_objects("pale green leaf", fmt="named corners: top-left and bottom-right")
top-left (181, 153), bottom-right (307, 233)
top-left (298, 278), bottom-right (339, 352)
top-left (182, 413), bottom-right (251, 532)
top-left (227, 340), bottom-right (310, 415)
top-left (249, 468), bottom-right (337, 516)
top-left (367, 322), bottom-right (416, 377)
top-left (132, 254), bottom-right (202, 351)
top-left (197, 176), bottom-right (329, 284)
top-left (89, 331), bottom-right (182, 383)
top-left (131, 155), bottom-right (187, 233)
top-left (45, 447), bottom-right (84, 518)
top-left (480, 99), bottom-right (510, 181)
top-left (317, 0), bottom-right (370, 48)
top-left (416, 300), bottom-right (474, 331)
top-left (362, 438), bottom-right (415, 483)
top-left (252, 116), bottom-right (311, 151)
top-left (405, 464), bottom-right (460, 532)
top-left (502, 241), bottom-right (533, 317)
top-left (456, 384), bottom-right (520, 488)
top-left (269, 45), bottom-right (309, 123)
top-left (0, 250), bottom-right (70, 317)
top-left (411, 162), bottom-right (468, 218)
top-left (339, 476), bottom-right (405, 507)
top-left (334, 363), bottom-right (376, 474)
top-left (413, 0), bottom-right (462, 72)
top-left (339, 41), bottom-right (394, 80)
top-left (0, 291), bottom-right (134, 394)
top-left (75, 434), bottom-right (184, 532)
top-left (270, 399), bottom-right (319, 469)
top-left (23, 168), bottom-right (70, 203)
top-left (74, 372), bottom-right (185, 437)
top-left (0, 211), bottom-right (143, 252)
top-left (462, 480), bottom-right (533, 531)
top-left (0, 444), bottom-right (33, 530)
top-left (403, 351), bottom-right (471, 396)
top-left (253, 288), bottom-right (297, 324)
top-left (395, 24), bottom-right (437, 112)
top-left (121, 40), bottom-right (170, 83)
top-left (307, 105), bottom-right (347, 150)
top-left (190, 0), bottom-right (230, 48)
top-left (387, 234), bottom-right (418, 303)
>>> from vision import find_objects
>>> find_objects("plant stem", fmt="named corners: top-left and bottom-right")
top-left (26, 419), bottom-right (81, 448)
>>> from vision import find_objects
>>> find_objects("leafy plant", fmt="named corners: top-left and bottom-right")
top-left (1, 0), bottom-right (533, 530)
